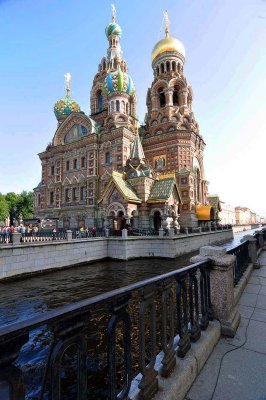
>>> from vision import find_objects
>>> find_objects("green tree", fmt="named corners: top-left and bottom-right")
top-left (6, 192), bottom-right (19, 225)
top-left (16, 191), bottom-right (34, 219)
top-left (0, 193), bottom-right (9, 222)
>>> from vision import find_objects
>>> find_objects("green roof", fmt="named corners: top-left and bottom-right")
top-left (148, 177), bottom-right (176, 202)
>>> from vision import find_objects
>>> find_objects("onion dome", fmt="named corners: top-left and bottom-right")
top-left (151, 36), bottom-right (185, 62)
top-left (105, 22), bottom-right (122, 38)
top-left (103, 66), bottom-right (135, 96)
top-left (54, 97), bottom-right (80, 119)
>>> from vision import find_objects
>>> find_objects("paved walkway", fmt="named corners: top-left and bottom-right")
top-left (186, 250), bottom-right (266, 400)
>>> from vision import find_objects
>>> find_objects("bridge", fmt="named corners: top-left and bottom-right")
top-left (0, 228), bottom-right (265, 399)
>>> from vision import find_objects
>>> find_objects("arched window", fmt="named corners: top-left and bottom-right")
top-left (173, 86), bottom-right (179, 106)
top-left (156, 66), bottom-right (159, 76)
top-left (166, 61), bottom-right (170, 72)
top-left (97, 90), bottom-right (103, 112)
top-left (111, 101), bottom-right (114, 112)
top-left (38, 194), bottom-right (41, 206)
top-left (153, 211), bottom-right (162, 230)
top-left (126, 103), bottom-right (129, 114)
top-left (178, 63), bottom-right (181, 73)
top-left (121, 101), bottom-right (125, 113)
top-left (105, 152), bottom-right (110, 164)
top-left (158, 87), bottom-right (166, 107)
top-left (103, 60), bottom-right (106, 70)
top-left (161, 63), bottom-right (165, 74)
top-left (172, 61), bottom-right (176, 72)
top-left (116, 100), bottom-right (120, 112)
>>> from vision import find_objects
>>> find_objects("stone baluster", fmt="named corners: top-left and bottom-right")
top-left (66, 230), bottom-right (73, 241)
top-left (191, 246), bottom-right (240, 337)
top-left (12, 232), bottom-right (21, 246)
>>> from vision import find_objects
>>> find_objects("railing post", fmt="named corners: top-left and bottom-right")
top-left (191, 246), bottom-right (240, 337)
top-left (158, 228), bottom-right (164, 238)
top-left (241, 235), bottom-right (259, 268)
top-left (66, 230), bottom-right (72, 241)
top-left (12, 232), bottom-right (21, 245)
top-left (256, 231), bottom-right (264, 249)
top-left (169, 228), bottom-right (175, 238)
top-left (122, 229), bottom-right (128, 239)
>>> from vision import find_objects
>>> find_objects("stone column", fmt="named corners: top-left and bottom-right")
top-left (159, 228), bottom-right (164, 238)
top-left (12, 232), bottom-right (21, 245)
top-left (191, 246), bottom-right (240, 337)
top-left (66, 230), bottom-right (73, 241)
top-left (257, 231), bottom-right (264, 249)
top-left (241, 235), bottom-right (259, 268)
top-left (169, 228), bottom-right (175, 238)
top-left (122, 229), bottom-right (128, 239)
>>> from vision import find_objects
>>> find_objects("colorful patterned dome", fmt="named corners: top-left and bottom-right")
top-left (54, 97), bottom-right (80, 119)
top-left (103, 66), bottom-right (135, 96)
top-left (151, 37), bottom-right (185, 62)
top-left (105, 22), bottom-right (122, 38)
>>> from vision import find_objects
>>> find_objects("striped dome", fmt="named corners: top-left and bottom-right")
top-left (105, 22), bottom-right (122, 38)
top-left (54, 97), bottom-right (80, 119)
top-left (103, 66), bottom-right (135, 96)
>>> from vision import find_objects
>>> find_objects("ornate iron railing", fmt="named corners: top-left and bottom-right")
top-left (227, 241), bottom-right (249, 286)
top-left (0, 260), bottom-right (212, 400)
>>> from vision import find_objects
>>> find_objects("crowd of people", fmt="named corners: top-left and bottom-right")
top-left (0, 224), bottom-right (40, 243)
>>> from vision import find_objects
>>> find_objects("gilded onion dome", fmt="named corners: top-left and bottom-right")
top-left (151, 10), bottom-right (185, 62)
top-left (54, 73), bottom-right (80, 120)
top-left (151, 36), bottom-right (185, 62)
top-left (105, 21), bottom-right (122, 38)
top-left (103, 66), bottom-right (135, 96)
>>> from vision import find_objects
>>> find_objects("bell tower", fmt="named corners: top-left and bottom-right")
top-left (142, 11), bottom-right (208, 228)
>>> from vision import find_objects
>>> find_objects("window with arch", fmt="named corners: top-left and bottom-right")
top-left (121, 100), bottom-right (125, 113)
top-left (116, 100), bottom-right (120, 112)
top-left (126, 103), bottom-right (129, 114)
top-left (105, 152), bottom-right (111, 164)
top-left (38, 194), bottom-right (41, 206)
top-left (158, 87), bottom-right (166, 107)
top-left (97, 90), bottom-right (103, 112)
top-left (172, 61), bottom-right (177, 71)
top-left (173, 86), bottom-right (179, 106)
top-left (166, 61), bottom-right (170, 72)
top-left (160, 63), bottom-right (165, 74)
top-left (156, 66), bottom-right (159, 76)
top-left (111, 101), bottom-right (115, 113)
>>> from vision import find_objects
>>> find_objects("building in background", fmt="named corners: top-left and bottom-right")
top-left (219, 201), bottom-right (236, 225)
top-left (33, 9), bottom-right (213, 231)
top-left (235, 207), bottom-right (252, 225)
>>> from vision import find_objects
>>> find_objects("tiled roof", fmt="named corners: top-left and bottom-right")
top-left (98, 171), bottom-right (141, 203)
top-left (148, 177), bottom-right (176, 202)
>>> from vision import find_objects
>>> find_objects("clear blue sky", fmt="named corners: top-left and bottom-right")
top-left (1, 0), bottom-right (266, 216)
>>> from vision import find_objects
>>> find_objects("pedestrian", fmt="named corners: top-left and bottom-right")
top-left (52, 228), bottom-right (56, 240)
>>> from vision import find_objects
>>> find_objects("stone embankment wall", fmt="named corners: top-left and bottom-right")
top-left (0, 230), bottom-right (233, 280)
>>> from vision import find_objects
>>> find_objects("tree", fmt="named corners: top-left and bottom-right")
top-left (0, 193), bottom-right (9, 222)
top-left (16, 191), bottom-right (34, 219)
top-left (6, 192), bottom-right (19, 225)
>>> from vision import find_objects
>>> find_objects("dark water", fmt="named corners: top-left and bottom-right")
top-left (0, 254), bottom-right (197, 328)
top-left (0, 228), bottom-right (259, 399)
top-left (0, 228), bottom-right (259, 328)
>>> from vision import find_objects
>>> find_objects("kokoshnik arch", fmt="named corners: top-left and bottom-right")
top-left (33, 8), bottom-right (213, 231)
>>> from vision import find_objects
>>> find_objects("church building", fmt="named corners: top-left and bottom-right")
top-left (33, 8), bottom-right (212, 232)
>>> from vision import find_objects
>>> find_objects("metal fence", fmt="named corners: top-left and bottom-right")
top-left (0, 259), bottom-right (212, 400)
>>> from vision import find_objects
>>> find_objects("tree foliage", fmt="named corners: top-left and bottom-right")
top-left (0, 191), bottom-right (34, 224)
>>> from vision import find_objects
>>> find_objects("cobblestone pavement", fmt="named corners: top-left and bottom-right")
top-left (186, 250), bottom-right (266, 400)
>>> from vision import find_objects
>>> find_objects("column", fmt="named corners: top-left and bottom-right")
top-left (191, 246), bottom-right (240, 337)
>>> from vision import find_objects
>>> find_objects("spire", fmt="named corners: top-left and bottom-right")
top-left (130, 133), bottom-right (145, 161)
top-left (163, 10), bottom-right (170, 38)
top-left (64, 72), bottom-right (71, 98)
top-left (111, 4), bottom-right (116, 22)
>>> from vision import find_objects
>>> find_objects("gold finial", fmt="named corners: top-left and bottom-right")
top-left (111, 4), bottom-right (116, 22)
top-left (64, 72), bottom-right (71, 97)
top-left (163, 10), bottom-right (170, 37)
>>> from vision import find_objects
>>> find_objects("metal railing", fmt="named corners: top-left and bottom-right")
top-left (227, 241), bottom-right (249, 286)
top-left (0, 259), bottom-right (212, 400)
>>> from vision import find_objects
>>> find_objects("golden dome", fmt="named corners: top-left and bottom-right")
top-left (151, 36), bottom-right (185, 62)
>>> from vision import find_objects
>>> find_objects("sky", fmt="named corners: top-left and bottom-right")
top-left (0, 0), bottom-right (266, 216)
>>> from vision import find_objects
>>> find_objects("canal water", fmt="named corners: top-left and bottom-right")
top-left (0, 228), bottom-right (258, 328)
top-left (0, 228), bottom-right (259, 400)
